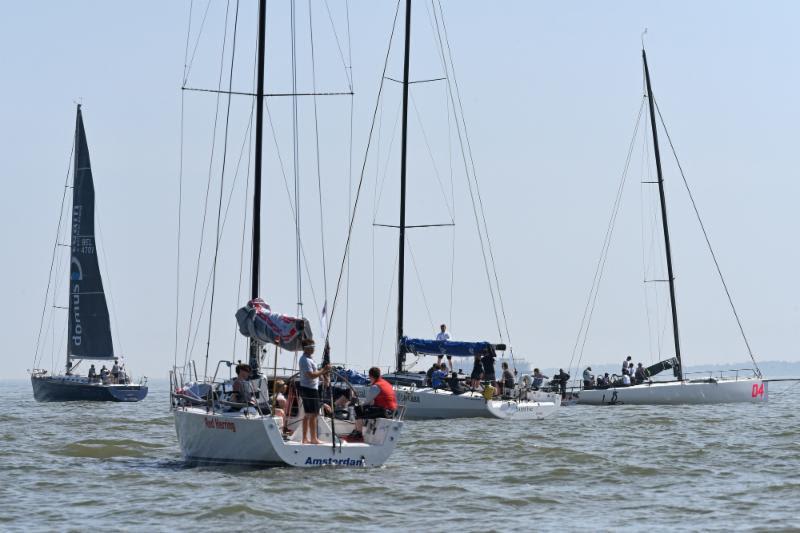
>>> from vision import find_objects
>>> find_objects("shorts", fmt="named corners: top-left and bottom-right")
top-left (483, 373), bottom-right (496, 382)
top-left (300, 386), bottom-right (321, 414)
top-left (470, 368), bottom-right (482, 380)
top-left (355, 405), bottom-right (392, 419)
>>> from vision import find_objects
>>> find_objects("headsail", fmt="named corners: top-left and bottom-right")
top-left (236, 298), bottom-right (312, 352)
top-left (68, 106), bottom-right (115, 360)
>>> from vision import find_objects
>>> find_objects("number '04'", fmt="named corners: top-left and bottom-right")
top-left (751, 383), bottom-right (765, 398)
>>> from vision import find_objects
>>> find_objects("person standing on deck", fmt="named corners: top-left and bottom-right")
top-left (436, 324), bottom-right (452, 370)
top-left (298, 340), bottom-right (330, 445)
top-left (622, 355), bottom-right (633, 375)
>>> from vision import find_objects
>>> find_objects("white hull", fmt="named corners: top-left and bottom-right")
top-left (575, 377), bottom-right (768, 405)
top-left (391, 387), bottom-right (561, 420)
top-left (173, 407), bottom-right (403, 467)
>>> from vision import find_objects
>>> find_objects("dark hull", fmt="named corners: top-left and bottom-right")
top-left (31, 376), bottom-right (148, 402)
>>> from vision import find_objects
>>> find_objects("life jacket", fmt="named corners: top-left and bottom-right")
top-left (372, 378), bottom-right (397, 410)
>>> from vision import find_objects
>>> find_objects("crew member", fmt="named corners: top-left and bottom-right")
top-left (350, 367), bottom-right (397, 439)
top-left (298, 340), bottom-right (330, 444)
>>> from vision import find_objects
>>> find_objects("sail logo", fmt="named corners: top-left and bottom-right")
top-left (71, 258), bottom-right (83, 346)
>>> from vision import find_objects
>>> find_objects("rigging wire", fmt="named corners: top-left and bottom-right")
top-left (183, 0), bottom-right (213, 86)
top-left (344, 0), bottom-right (353, 364)
top-left (323, 0), bottom-right (402, 342)
top-left (431, 2), bottom-right (504, 346)
top-left (232, 44), bottom-right (258, 361)
top-left (654, 99), bottom-right (762, 377)
top-left (290, 0), bottom-right (304, 318)
top-left (33, 138), bottom-right (74, 370)
top-left (567, 98), bottom-right (646, 377)
top-left (182, 1), bottom-right (233, 369)
top-left (204, 0), bottom-right (240, 379)
top-left (406, 236), bottom-right (436, 330)
top-left (174, 0), bottom-right (194, 369)
top-left (308, 0), bottom-right (329, 331)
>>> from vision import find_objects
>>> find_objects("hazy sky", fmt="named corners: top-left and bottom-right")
top-left (3, 1), bottom-right (799, 380)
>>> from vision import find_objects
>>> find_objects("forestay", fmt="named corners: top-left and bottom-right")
top-left (235, 298), bottom-right (312, 351)
top-left (68, 106), bottom-right (114, 360)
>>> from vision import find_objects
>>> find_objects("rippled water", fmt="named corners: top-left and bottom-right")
top-left (2, 379), bottom-right (798, 531)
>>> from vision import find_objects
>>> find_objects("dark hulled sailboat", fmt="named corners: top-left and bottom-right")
top-left (31, 105), bottom-right (147, 402)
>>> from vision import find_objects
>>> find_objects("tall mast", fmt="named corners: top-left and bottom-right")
top-left (395, 0), bottom-right (412, 373)
top-left (642, 49), bottom-right (683, 380)
top-left (249, 0), bottom-right (267, 377)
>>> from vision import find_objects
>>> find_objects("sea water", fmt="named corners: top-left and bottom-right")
top-left (1, 379), bottom-right (797, 531)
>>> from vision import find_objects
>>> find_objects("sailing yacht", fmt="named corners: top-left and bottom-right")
top-left (30, 106), bottom-right (148, 402)
top-left (170, 0), bottom-right (403, 467)
top-left (356, 0), bottom-right (559, 420)
top-left (575, 49), bottom-right (767, 406)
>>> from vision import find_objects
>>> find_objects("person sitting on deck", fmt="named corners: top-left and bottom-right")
top-left (232, 363), bottom-right (256, 406)
top-left (431, 364), bottom-right (448, 389)
top-left (426, 362), bottom-right (439, 387)
top-left (583, 367), bottom-right (594, 390)
top-left (532, 368), bottom-right (548, 389)
top-left (271, 379), bottom-right (287, 418)
top-left (497, 362), bottom-right (515, 397)
top-left (470, 354), bottom-right (483, 389)
top-left (88, 364), bottom-right (97, 383)
top-left (634, 363), bottom-right (647, 385)
top-left (322, 387), bottom-right (352, 419)
top-left (447, 372), bottom-right (464, 395)
top-left (350, 367), bottom-right (397, 439)
top-left (598, 372), bottom-right (610, 388)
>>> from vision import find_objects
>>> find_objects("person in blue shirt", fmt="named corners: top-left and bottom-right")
top-left (431, 364), bottom-right (448, 389)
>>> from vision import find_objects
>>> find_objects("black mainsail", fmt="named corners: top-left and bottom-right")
top-left (68, 105), bottom-right (114, 362)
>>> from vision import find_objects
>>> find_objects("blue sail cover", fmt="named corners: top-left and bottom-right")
top-left (399, 337), bottom-right (500, 358)
top-left (68, 106), bottom-right (115, 360)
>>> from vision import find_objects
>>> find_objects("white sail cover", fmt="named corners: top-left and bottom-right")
top-left (235, 298), bottom-right (312, 351)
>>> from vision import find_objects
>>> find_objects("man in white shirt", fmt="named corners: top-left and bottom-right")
top-left (435, 325), bottom-right (451, 370)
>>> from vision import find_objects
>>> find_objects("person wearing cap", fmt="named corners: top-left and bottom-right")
top-left (350, 367), bottom-right (397, 439)
top-left (583, 366), bottom-right (594, 390)
top-left (232, 363), bottom-right (255, 405)
top-left (298, 339), bottom-right (330, 444)
top-left (499, 361), bottom-right (515, 397)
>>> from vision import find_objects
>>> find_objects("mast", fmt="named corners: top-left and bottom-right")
top-left (395, 0), bottom-right (412, 373)
top-left (249, 0), bottom-right (267, 378)
top-left (642, 49), bottom-right (683, 380)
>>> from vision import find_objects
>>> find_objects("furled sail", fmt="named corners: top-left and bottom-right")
top-left (645, 357), bottom-right (679, 378)
top-left (235, 298), bottom-right (312, 351)
top-left (399, 337), bottom-right (504, 358)
top-left (68, 106), bottom-right (115, 360)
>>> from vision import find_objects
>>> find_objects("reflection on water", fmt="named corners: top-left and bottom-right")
top-left (1, 379), bottom-right (798, 529)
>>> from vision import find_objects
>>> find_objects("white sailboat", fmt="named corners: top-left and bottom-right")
top-left (575, 49), bottom-right (767, 406)
top-left (170, 0), bottom-right (403, 467)
top-left (351, 0), bottom-right (559, 421)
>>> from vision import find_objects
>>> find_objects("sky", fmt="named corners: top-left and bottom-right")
top-left (2, 1), bottom-right (799, 380)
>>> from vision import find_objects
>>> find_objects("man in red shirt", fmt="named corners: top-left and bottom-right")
top-left (350, 367), bottom-right (397, 438)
